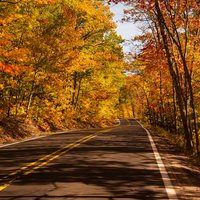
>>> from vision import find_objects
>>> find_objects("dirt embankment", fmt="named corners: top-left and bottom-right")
top-left (0, 118), bottom-right (118, 146)
top-left (0, 119), bottom-right (54, 145)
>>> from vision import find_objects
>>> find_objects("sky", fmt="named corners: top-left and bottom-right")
top-left (109, 3), bottom-right (139, 53)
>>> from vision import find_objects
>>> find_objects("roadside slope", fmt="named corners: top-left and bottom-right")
top-left (0, 118), bottom-right (117, 146)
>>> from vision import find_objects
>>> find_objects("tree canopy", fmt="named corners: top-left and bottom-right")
top-left (0, 0), bottom-right (127, 129)
top-left (109, 0), bottom-right (200, 156)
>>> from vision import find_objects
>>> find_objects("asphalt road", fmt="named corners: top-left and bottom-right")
top-left (0, 119), bottom-right (178, 200)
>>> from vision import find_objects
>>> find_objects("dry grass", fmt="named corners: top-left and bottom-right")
top-left (143, 123), bottom-right (200, 168)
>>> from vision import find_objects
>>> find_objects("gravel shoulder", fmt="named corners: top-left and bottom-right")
top-left (144, 124), bottom-right (200, 200)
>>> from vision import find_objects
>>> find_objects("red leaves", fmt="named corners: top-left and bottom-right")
top-left (148, 104), bottom-right (158, 109)
top-left (37, 19), bottom-right (50, 24)
top-left (0, 63), bottom-right (13, 75)
top-left (0, 63), bottom-right (32, 76)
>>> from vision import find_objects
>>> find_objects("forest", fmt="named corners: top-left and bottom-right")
top-left (0, 0), bottom-right (128, 132)
top-left (1, 0), bottom-right (200, 158)
top-left (112, 0), bottom-right (200, 158)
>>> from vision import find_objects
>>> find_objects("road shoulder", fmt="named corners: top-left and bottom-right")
top-left (143, 123), bottom-right (200, 200)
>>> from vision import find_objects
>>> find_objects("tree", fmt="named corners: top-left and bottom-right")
top-left (108, 0), bottom-right (200, 156)
top-left (0, 0), bottom-right (127, 130)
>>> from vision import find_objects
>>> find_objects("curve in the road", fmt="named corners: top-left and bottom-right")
top-left (0, 119), bottom-right (179, 200)
top-left (0, 119), bottom-right (131, 192)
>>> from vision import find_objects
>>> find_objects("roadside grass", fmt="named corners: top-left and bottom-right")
top-left (143, 123), bottom-right (200, 169)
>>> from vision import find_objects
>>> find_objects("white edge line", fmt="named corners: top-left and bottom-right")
top-left (0, 119), bottom-right (121, 149)
top-left (116, 118), bottom-right (121, 126)
top-left (135, 119), bottom-right (178, 200)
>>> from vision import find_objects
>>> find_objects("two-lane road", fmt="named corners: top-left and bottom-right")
top-left (0, 119), bottom-right (178, 200)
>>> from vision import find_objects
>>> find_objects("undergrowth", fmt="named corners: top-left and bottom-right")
top-left (143, 122), bottom-right (200, 168)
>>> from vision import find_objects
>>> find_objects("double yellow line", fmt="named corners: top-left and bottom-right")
top-left (0, 119), bottom-right (131, 192)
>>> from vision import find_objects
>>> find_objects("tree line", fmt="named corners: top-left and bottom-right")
top-left (113, 0), bottom-right (200, 157)
top-left (0, 0), bottom-right (127, 130)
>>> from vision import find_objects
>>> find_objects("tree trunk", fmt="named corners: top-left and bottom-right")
top-left (160, 71), bottom-right (165, 127)
top-left (173, 83), bottom-right (178, 134)
top-left (155, 0), bottom-right (193, 150)
top-left (74, 77), bottom-right (82, 110)
top-left (7, 89), bottom-right (12, 118)
top-left (26, 70), bottom-right (38, 116)
top-left (125, 103), bottom-right (131, 118)
top-left (15, 79), bottom-right (22, 117)
top-left (130, 93), bottom-right (136, 118)
top-left (71, 72), bottom-right (77, 106)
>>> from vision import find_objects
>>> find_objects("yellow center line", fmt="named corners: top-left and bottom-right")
top-left (0, 119), bottom-right (131, 192)
top-left (0, 132), bottom-right (99, 182)
top-left (23, 129), bottom-right (110, 176)
top-left (125, 118), bottom-right (131, 126)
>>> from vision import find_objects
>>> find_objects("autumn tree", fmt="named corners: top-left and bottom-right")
top-left (0, 0), bottom-right (127, 130)
top-left (109, 0), bottom-right (200, 156)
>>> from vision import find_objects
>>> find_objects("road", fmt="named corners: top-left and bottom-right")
top-left (0, 118), bottom-right (178, 200)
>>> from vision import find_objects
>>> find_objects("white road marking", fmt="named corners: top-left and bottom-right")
top-left (136, 119), bottom-right (178, 200)
top-left (116, 118), bottom-right (121, 126)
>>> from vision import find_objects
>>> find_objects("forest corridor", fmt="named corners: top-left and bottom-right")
top-left (1, 0), bottom-right (200, 199)
top-left (0, 118), bottom-right (199, 200)
top-left (1, 0), bottom-right (200, 158)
